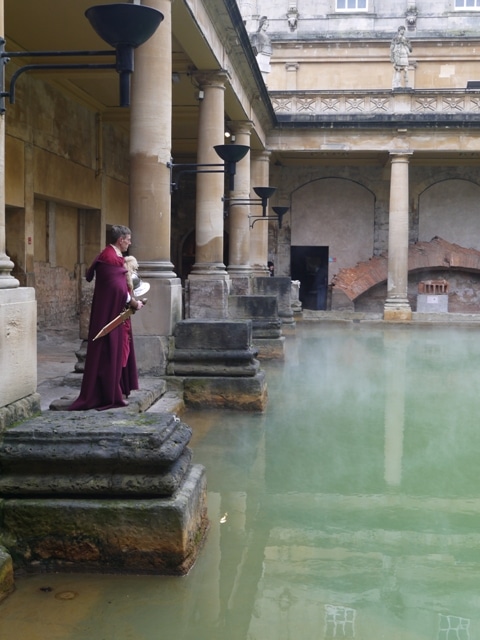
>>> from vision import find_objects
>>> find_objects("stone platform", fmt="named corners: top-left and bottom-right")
top-left (167, 319), bottom-right (268, 411)
top-left (0, 411), bottom-right (208, 575)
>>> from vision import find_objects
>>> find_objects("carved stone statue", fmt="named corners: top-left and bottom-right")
top-left (249, 16), bottom-right (272, 82)
top-left (390, 26), bottom-right (412, 89)
top-left (250, 16), bottom-right (272, 56)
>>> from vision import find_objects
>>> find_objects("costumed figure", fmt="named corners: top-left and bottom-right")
top-left (68, 225), bottom-right (146, 411)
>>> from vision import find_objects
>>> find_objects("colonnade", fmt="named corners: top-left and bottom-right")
top-left (126, 0), bottom-right (272, 330)
top-left (0, 0), bottom-right (414, 325)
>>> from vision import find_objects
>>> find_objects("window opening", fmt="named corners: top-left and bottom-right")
top-left (336, 0), bottom-right (367, 10)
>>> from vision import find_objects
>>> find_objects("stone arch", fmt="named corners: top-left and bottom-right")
top-left (332, 236), bottom-right (480, 302)
top-left (418, 178), bottom-right (480, 250)
top-left (290, 177), bottom-right (376, 279)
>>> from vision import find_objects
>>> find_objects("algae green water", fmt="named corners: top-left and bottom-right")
top-left (1, 322), bottom-right (480, 640)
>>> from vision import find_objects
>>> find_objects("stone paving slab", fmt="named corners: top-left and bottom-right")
top-left (49, 377), bottom-right (168, 413)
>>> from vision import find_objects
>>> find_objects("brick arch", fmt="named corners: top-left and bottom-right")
top-left (332, 237), bottom-right (480, 301)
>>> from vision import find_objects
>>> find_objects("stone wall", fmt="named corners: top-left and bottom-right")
top-left (334, 238), bottom-right (480, 313)
top-left (34, 262), bottom-right (78, 329)
top-left (5, 67), bottom-right (130, 331)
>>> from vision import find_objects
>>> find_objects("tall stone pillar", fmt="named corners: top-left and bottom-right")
top-left (249, 150), bottom-right (271, 277)
top-left (0, 0), bottom-right (16, 289)
top-left (227, 121), bottom-right (253, 294)
top-left (384, 153), bottom-right (412, 322)
top-left (0, 0), bottom-right (37, 422)
top-left (129, 0), bottom-right (182, 374)
top-left (186, 71), bottom-right (230, 319)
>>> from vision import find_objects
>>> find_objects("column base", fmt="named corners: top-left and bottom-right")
top-left (383, 300), bottom-right (412, 322)
top-left (185, 278), bottom-right (230, 319)
top-left (228, 265), bottom-right (253, 295)
top-left (188, 263), bottom-right (229, 280)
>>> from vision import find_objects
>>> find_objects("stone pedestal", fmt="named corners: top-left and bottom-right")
top-left (291, 280), bottom-right (303, 316)
top-left (0, 412), bottom-right (208, 575)
top-left (383, 303), bottom-right (413, 322)
top-left (167, 319), bottom-right (268, 411)
top-left (0, 287), bottom-right (38, 432)
top-left (185, 278), bottom-right (230, 319)
top-left (253, 277), bottom-right (296, 332)
top-left (228, 295), bottom-right (285, 360)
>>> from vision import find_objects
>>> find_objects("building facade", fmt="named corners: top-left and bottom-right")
top-left (2, 0), bottom-right (480, 417)
top-left (242, 0), bottom-right (480, 315)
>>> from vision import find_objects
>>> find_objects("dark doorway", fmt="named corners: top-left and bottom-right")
top-left (291, 246), bottom-right (329, 310)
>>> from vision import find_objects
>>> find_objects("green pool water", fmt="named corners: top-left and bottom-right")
top-left (2, 322), bottom-right (479, 640)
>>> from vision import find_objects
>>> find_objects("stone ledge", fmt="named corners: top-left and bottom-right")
top-left (50, 377), bottom-right (167, 412)
top-left (0, 393), bottom-right (41, 435)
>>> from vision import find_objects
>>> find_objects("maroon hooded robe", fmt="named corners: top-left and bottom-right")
top-left (68, 245), bottom-right (139, 411)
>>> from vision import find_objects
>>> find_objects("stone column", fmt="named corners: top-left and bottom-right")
top-left (250, 150), bottom-right (271, 277)
top-left (384, 153), bottom-right (412, 322)
top-left (186, 71), bottom-right (230, 319)
top-left (0, 0), bottom-right (37, 421)
top-left (227, 121), bottom-right (253, 294)
top-left (0, 0), bottom-right (17, 291)
top-left (129, 0), bottom-right (182, 373)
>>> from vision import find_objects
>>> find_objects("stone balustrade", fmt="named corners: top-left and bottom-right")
top-left (270, 89), bottom-right (480, 120)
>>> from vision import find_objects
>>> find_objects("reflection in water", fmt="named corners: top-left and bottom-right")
top-left (2, 323), bottom-right (480, 639)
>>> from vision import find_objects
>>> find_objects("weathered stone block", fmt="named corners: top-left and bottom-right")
top-left (169, 319), bottom-right (261, 376)
top-left (228, 294), bottom-right (278, 319)
top-left (255, 336), bottom-right (286, 360)
top-left (0, 288), bottom-right (37, 409)
top-left (169, 320), bottom-right (267, 409)
top-left (174, 319), bottom-right (253, 350)
top-left (253, 277), bottom-right (295, 326)
top-left (169, 353), bottom-right (260, 377)
top-left (0, 412), bottom-right (192, 497)
top-left (185, 279), bottom-right (230, 319)
top-left (183, 371), bottom-right (268, 411)
top-left (2, 464), bottom-right (208, 575)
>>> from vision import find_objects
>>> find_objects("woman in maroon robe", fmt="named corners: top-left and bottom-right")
top-left (68, 225), bottom-right (144, 411)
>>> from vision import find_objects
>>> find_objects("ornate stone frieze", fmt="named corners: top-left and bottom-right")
top-left (271, 90), bottom-right (480, 117)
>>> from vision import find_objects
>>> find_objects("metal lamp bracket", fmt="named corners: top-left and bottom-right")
top-left (0, 41), bottom-right (118, 114)
top-left (168, 144), bottom-right (250, 193)
top-left (250, 205), bottom-right (289, 229)
top-left (167, 161), bottom-right (228, 193)
top-left (0, 3), bottom-right (164, 114)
